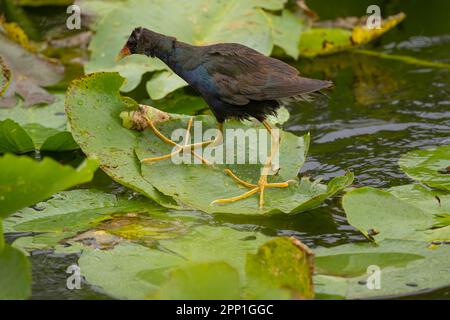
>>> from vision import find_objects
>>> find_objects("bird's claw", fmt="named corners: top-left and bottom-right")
top-left (141, 117), bottom-right (212, 165)
top-left (210, 169), bottom-right (293, 209)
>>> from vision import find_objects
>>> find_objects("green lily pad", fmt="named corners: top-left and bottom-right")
top-left (76, 0), bottom-right (127, 18)
top-left (299, 28), bottom-right (353, 58)
top-left (329, 182), bottom-right (450, 297)
top-left (155, 236), bottom-right (315, 300)
top-left (0, 238), bottom-right (31, 300)
top-left (80, 0), bottom-right (304, 99)
top-left (271, 9), bottom-right (305, 59)
top-left (5, 189), bottom-right (185, 252)
top-left (0, 94), bottom-right (77, 152)
top-left (316, 251), bottom-right (423, 278)
top-left (135, 116), bottom-right (353, 215)
top-left (65, 73), bottom-right (177, 208)
top-left (299, 13), bottom-right (406, 58)
top-left (246, 237), bottom-right (314, 299)
top-left (399, 145), bottom-right (450, 191)
top-left (342, 186), bottom-right (450, 242)
top-left (317, 182), bottom-right (450, 298)
top-left (388, 184), bottom-right (450, 216)
top-left (0, 119), bottom-right (35, 153)
top-left (153, 262), bottom-right (241, 300)
top-left (343, 187), bottom-right (430, 242)
top-left (78, 225), bottom-right (271, 299)
top-left (0, 154), bottom-right (98, 218)
top-left (0, 120), bottom-right (78, 153)
top-left (388, 184), bottom-right (450, 242)
top-left (433, 214), bottom-right (450, 229)
top-left (0, 94), bottom-right (67, 129)
top-left (314, 239), bottom-right (450, 299)
top-left (156, 225), bottom-right (271, 273)
top-left (77, 224), bottom-right (316, 300)
top-left (77, 242), bottom-right (185, 299)
top-left (0, 155), bottom-right (97, 300)
top-left (0, 56), bottom-right (11, 96)
top-left (39, 130), bottom-right (78, 151)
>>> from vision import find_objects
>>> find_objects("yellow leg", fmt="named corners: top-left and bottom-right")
top-left (141, 117), bottom-right (223, 165)
top-left (211, 120), bottom-right (294, 209)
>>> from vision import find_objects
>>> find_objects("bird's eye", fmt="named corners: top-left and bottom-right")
top-left (127, 39), bottom-right (136, 48)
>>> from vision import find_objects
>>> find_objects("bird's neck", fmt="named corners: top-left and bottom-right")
top-left (154, 41), bottom-right (197, 74)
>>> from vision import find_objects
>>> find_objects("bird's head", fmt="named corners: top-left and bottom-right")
top-left (116, 27), bottom-right (175, 61)
top-left (116, 27), bottom-right (144, 61)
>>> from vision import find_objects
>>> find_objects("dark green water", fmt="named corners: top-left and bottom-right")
top-left (5, 0), bottom-right (449, 299)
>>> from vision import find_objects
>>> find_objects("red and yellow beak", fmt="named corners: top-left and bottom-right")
top-left (116, 46), bottom-right (131, 61)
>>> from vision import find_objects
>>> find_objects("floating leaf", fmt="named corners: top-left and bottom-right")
top-left (316, 251), bottom-right (423, 278)
top-left (0, 154), bottom-right (98, 218)
top-left (388, 184), bottom-right (450, 216)
top-left (299, 13), bottom-right (406, 58)
top-left (78, 225), bottom-right (270, 299)
top-left (77, 242), bottom-right (184, 299)
top-left (77, 227), bottom-right (317, 299)
top-left (399, 145), bottom-right (450, 191)
top-left (433, 214), bottom-right (450, 229)
top-left (299, 28), bottom-right (353, 58)
top-left (135, 116), bottom-right (353, 214)
top-left (0, 119), bottom-right (35, 153)
top-left (80, 0), bottom-right (305, 99)
top-left (5, 189), bottom-right (182, 252)
top-left (65, 73), bottom-right (178, 208)
top-left (0, 25), bottom-right (64, 107)
top-left (246, 237), bottom-right (314, 299)
top-left (157, 226), bottom-right (270, 274)
top-left (39, 130), bottom-right (78, 151)
top-left (0, 238), bottom-right (31, 300)
top-left (2, 188), bottom-right (347, 301)
top-left (270, 9), bottom-right (304, 59)
top-left (145, 71), bottom-right (187, 101)
top-left (0, 94), bottom-right (77, 152)
top-left (342, 186), bottom-right (450, 242)
top-left (342, 187), bottom-right (431, 242)
top-left (0, 120), bottom-right (77, 153)
top-left (322, 182), bottom-right (450, 298)
top-left (153, 262), bottom-right (241, 300)
top-left (0, 156), bottom-right (97, 300)
top-left (74, 0), bottom-right (129, 20)
top-left (351, 13), bottom-right (406, 45)
top-left (314, 239), bottom-right (450, 299)
top-left (0, 94), bottom-right (67, 129)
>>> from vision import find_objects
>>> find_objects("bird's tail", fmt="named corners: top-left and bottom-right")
top-left (279, 77), bottom-right (332, 105)
top-left (297, 77), bottom-right (333, 94)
